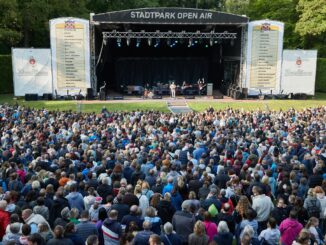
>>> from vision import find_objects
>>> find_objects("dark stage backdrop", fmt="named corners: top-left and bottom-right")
top-left (115, 57), bottom-right (209, 87)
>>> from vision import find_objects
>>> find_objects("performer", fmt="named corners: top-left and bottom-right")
top-left (170, 82), bottom-right (176, 98)
top-left (199, 78), bottom-right (206, 95)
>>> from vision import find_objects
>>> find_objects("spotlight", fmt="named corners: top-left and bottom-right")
top-left (148, 38), bottom-right (152, 46)
top-left (210, 39), bottom-right (213, 46)
top-left (188, 38), bottom-right (193, 47)
top-left (154, 38), bottom-right (160, 47)
top-left (167, 39), bottom-right (171, 47)
top-left (117, 38), bottom-right (122, 47)
top-left (136, 38), bottom-right (141, 48)
top-left (126, 38), bottom-right (131, 46)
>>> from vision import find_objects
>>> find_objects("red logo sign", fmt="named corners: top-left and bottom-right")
top-left (296, 57), bottom-right (302, 66)
top-left (29, 57), bottom-right (36, 65)
top-left (261, 23), bottom-right (271, 31)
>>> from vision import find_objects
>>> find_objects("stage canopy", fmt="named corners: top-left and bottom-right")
top-left (91, 8), bottom-right (249, 94)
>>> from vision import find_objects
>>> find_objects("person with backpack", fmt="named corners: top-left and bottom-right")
top-left (303, 188), bottom-right (321, 219)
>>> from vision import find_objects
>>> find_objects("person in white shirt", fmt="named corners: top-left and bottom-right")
top-left (170, 82), bottom-right (176, 98)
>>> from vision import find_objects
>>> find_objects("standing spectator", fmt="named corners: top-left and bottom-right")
top-left (270, 198), bottom-right (289, 225)
top-left (133, 221), bottom-right (154, 245)
top-left (188, 220), bottom-right (209, 245)
top-left (65, 184), bottom-right (84, 213)
top-left (86, 235), bottom-right (99, 245)
top-left (203, 212), bottom-right (217, 242)
top-left (251, 186), bottom-right (274, 232)
top-left (160, 222), bottom-right (182, 245)
top-left (0, 200), bottom-right (10, 240)
top-left (102, 210), bottom-right (122, 245)
top-left (172, 201), bottom-right (196, 244)
top-left (27, 233), bottom-right (45, 245)
top-left (22, 209), bottom-right (49, 234)
top-left (46, 225), bottom-right (73, 245)
top-left (213, 221), bottom-right (233, 245)
top-left (144, 207), bottom-right (162, 235)
top-left (258, 217), bottom-right (280, 245)
top-left (64, 222), bottom-right (83, 245)
top-left (303, 188), bottom-right (321, 219)
top-left (75, 211), bottom-right (98, 243)
top-left (157, 193), bottom-right (175, 224)
top-left (279, 210), bottom-right (303, 245)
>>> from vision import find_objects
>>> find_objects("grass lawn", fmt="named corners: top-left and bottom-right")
top-left (0, 93), bottom-right (325, 113)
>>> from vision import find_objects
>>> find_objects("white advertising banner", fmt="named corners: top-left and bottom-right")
top-left (50, 18), bottom-right (90, 96)
top-left (281, 50), bottom-right (317, 95)
top-left (12, 48), bottom-right (52, 96)
top-left (245, 20), bottom-right (284, 95)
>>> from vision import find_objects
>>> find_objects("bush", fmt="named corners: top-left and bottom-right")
top-left (316, 58), bottom-right (326, 92)
top-left (0, 55), bottom-right (13, 94)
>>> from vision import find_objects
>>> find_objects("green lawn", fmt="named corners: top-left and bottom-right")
top-left (0, 93), bottom-right (325, 113)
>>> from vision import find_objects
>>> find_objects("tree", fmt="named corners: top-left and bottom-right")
top-left (247, 0), bottom-right (301, 49)
top-left (295, 0), bottom-right (326, 36)
top-left (0, 0), bottom-right (22, 52)
top-left (222, 0), bottom-right (249, 15)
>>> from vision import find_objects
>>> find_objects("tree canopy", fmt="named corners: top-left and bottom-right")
top-left (0, 0), bottom-right (324, 56)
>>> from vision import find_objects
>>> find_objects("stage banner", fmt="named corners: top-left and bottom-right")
top-left (245, 20), bottom-right (284, 95)
top-left (12, 48), bottom-right (52, 96)
top-left (50, 18), bottom-right (90, 96)
top-left (281, 50), bottom-right (317, 95)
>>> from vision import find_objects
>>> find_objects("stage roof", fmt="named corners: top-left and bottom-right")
top-left (91, 7), bottom-right (249, 25)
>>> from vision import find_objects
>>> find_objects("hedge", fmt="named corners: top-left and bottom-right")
top-left (0, 55), bottom-right (325, 94)
top-left (316, 58), bottom-right (326, 92)
top-left (0, 55), bottom-right (13, 94)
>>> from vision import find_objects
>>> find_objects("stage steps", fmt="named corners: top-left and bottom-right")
top-left (167, 99), bottom-right (193, 114)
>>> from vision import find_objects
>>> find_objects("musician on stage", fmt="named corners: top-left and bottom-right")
top-left (198, 78), bottom-right (206, 95)
top-left (170, 82), bottom-right (176, 98)
top-left (181, 81), bottom-right (188, 95)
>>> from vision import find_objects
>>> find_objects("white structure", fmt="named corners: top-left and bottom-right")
top-left (12, 48), bottom-right (52, 96)
top-left (50, 17), bottom-right (90, 96)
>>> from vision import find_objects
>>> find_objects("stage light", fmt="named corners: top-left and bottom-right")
top-left (148, 38), bottom-right (152, 46)
top-left (205, 45), bottom-right (209, 48)
top-left (167, 39), bottom-right (171, 47)
top-left (117, 38), bottom-right (122, 47)
top-left (126, 38), bottom-right (131, 46)
top-left (136, 38), bottom-right (141, 48)
top-left (194, 40), bottom-right (198, 44)
top-left (188, 38), bottom-right (193, 47)
top-left (210, 39), bottom-right (214, 46)
top-left (154, 38), bottom-right (160, 48)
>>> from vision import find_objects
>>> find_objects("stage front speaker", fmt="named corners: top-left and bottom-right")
top-left (242, 88), bottom-right (248, 99)
top-left (25, 94), bottom-right (38, 101)
top-left (185, 95), bottom-right (195, 99)
top-left (152, 95), bottom-right (162, 99)
top-left (86, 88), bottom-right (94, 100)
top-left (43, 93), bottom-right (53, 100)
top-left (213, 95), bottom-right (224, 99)
top-left (113, 96), bottom-right (124, 100)
top-left (99, 91), bottom-right (106, 101)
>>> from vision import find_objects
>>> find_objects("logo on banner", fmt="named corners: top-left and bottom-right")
top-left (29, 56), bottom-right (36, 66)
top-left (261, 23), bottom-right (271, 31)
top-left (64, 20), bottom-right (75, 30)
top-left (296, 57), bottom-right (302, 66)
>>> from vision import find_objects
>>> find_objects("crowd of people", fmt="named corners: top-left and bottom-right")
top-left (0, 103), bottom-right (325, 245)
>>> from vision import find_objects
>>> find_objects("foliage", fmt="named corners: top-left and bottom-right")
top-left (0, 0), bottom-right (22, 53)
top-left (222, 0), bottom-right (249, 16)
top-left (316, 58), bottom-right (326, 92)
top-left (295, 0), bottom-right (326, 37)
top-left (247, 0), bottom-right (302, 49)
top-left (0, 55), bottom-right (13, 94)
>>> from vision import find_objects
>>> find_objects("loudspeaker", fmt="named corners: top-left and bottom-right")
top-left (86, 88), bottom-right (94, 100)
top-left (99, 91), bottom-right (106, 100)
top-left (242, 88), bottom-right (248, 99)
top-left (185, 95), bottom-right (195, 99)
top-left (113, 96), bottom-right (124, 100)
top-left (152, 95), bottom-right (162, 99)
top-left (42, 93), bottom-right (53, 100)
top-left (213, 95), bottom-right (224, 99)
top-left (25, 94), bottom-right (38, 101)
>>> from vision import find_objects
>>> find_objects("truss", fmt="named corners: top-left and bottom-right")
top-left (103, 31), bottom-right (237, 39)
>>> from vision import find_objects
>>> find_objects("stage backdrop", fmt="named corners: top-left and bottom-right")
top-left (245, 20), bottom-right (284, 95)
top-left (50, 18), bottom-right (90, 96)
top-left (12, 48), bottom-right (52, 96)
top-left (281, 50), bottom-right (317, 95)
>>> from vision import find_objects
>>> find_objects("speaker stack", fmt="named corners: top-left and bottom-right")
top-left (43, 93), bottom-right (53, 100)
top-left (86, 88), bottom-right (94, 100)
top-left (25, 94), bottom-right (38, 101)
